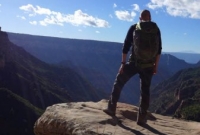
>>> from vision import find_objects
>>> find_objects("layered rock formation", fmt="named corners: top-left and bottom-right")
top-left (34, 100), bottom-right (200, 135)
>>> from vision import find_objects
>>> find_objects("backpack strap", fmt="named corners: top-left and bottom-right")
top-left (136, 22), bottom-right (141, 30)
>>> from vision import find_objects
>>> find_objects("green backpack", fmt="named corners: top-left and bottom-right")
top-left (132, 21), bottom-right (159, 67)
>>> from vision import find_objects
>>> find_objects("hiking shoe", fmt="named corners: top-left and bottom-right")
top-left (103, 107), bottom-right (116, 116)
top-left (103, 100), bottom-right (116, 116)
top-left (137, 112), bottom-right (147, 126)
top-left (136, 120), bottom-right (147, 126)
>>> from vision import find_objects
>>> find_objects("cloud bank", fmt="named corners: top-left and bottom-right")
top-left (147, 0), bottom-right (200, 19)
top-left (19, 1), bottom-right (200, 28)
top-left (19, 4), bottom-right (109, 27)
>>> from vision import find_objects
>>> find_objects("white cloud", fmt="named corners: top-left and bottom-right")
top-left (147, 0), bottom-right (200, 19)
top-left (39, 21), bottom-right (47, 26)
top-left (39, 15), bottom-right (64, 26)
top-left (30, 21), bottom-right (37, 25)
top-left (115, 10), bottom-right (136, 22)
top-left (95, 31), bottom-right (100, 33)
top-left (19, 4), bottom-right (51, 16)
top-left (65, 10), bottom-right (109, 27)
top-left (114, 4), bottom-right (139, 22)
top-left (19, 4), bottom-right (109, 27)
top-left (19, 4), bottom-right (36, 16)
top-left (132, 4), bottom-right (140, 12)
top-left (113, 3), bottom-right (117, 8)
top-left (35, 5), bottom-right (52, 15)
top-left (17, 15), bottom-right (26, 20)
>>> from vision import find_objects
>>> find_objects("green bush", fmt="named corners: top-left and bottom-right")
top-left (180, 104), bottom-right (200, 122)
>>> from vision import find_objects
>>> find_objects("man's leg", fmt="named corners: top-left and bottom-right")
top-left (104, 62), bottom-right (138, 116)
top-left (137, 67), bottom-right (153, 125)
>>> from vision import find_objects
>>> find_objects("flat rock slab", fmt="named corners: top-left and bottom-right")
top-left (34, 99), bottom-right (200, 135)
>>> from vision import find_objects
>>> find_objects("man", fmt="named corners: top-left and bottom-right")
top-left (103, 9), bottom-right (162, 125)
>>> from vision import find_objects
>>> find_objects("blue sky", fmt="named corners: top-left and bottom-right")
top-left (0, 0), bottom-right (200, 53)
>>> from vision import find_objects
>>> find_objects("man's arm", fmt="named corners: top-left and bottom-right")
top-left (122, 25), bottom-right (136, 54)
top-left (119, 25), bottom-right (136, 74)
top-left (121, 53), bottom-right (127, 63)
top-left (153, 26), bottom-right (162, 74)
top-left (119, 53), bottom-right (127, 74)
top-left (153, 54), bottom-right (160, 74)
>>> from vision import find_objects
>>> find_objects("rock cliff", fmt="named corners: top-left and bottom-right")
top-left (34, 100), bottom-right (200, 135)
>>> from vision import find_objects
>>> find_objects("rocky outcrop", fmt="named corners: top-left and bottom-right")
top-left (34, 99), bottom-right (200, 135)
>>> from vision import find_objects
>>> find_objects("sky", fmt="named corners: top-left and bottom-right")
top-left (0, 0), bottom-right (200, 53)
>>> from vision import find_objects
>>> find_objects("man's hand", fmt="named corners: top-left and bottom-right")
top-left (153, 64), bottom-right (158, 75)
top-left (119, 64), bottom-right (125, 74)
top-left (153, 55), bottom-right (160, 75)
top-left (119, 53), bottom-right (127, 74)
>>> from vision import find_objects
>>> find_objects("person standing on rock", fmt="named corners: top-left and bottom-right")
top-left (103, 9), bottom-right (162, 125)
